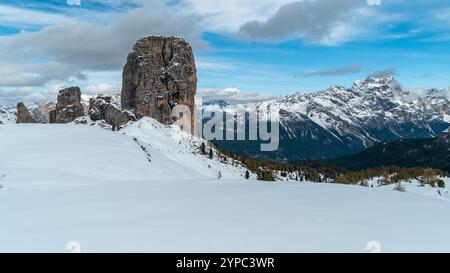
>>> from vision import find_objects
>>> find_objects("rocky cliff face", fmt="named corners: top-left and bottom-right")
top-left (121, 36), bottom-right (197, 134)
top-left (50, 87), bottom-right (85, 123)
top-left (16, 102), bottom-right (36, 124)
top-left (89, 96), bottom-right (136, 131)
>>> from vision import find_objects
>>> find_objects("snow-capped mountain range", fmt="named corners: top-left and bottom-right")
top-left (1, 76), bottom-right (449, 161)
top-left (208, 76), bottom-right (450, 161)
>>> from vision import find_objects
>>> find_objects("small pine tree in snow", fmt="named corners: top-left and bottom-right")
top-left (209, 149), bottom-right (214, 159)
top-left (419, 168), bottom-right (442, 187)
top-left (379, 169), bottom-right (391, 186)
top-left (200, 143), bottom-right (206, 155)
top-left (245, 170), bottom-right (250, 179)
top-left (217, 171), bottom-right (222, 180)
top-left (393, 181), bottom-right (406, 192)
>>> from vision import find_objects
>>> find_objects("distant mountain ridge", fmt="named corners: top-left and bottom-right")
top-left (206, 76), bottom-right (450, 161)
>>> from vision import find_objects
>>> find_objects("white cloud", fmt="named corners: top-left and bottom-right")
top-left (67, 0), bottom-right (82, 6)
top-left (237, 0), bottom-right (387, 45)
top-left (196, 59), bottom-right (236, 72)
top-left (198, 87), bottom-right (280, 105)
top-left (178, 0), bottom-right (293, 33)
top-left (366, 0), bottom-right (381, 6)
top-left (298, 64), bottom-right (362, 78)
top-left (84, 83), bottom-right (120, 95)
top-left (435, 8), bottom-right (450, 23)
top-left (367, 68), bottom-right (397, 78)
top-left (0, 0), bottom-right (412, 104)
top-left (0, 4), bottom-right (72, 28)
top-left (0, 0), bottom-right (204, 90)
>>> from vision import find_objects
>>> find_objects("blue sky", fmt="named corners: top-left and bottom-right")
top-left (0, 0), bottom-right (449, 105)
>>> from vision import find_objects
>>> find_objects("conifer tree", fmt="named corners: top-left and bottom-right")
top-left (200, 143), bottom-right (206, 155)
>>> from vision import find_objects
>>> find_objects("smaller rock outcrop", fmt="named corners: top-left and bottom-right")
top-left (89, 95), bottom-right (136, 131)
top-left (50, 87), bottom-right (85, 123)
top-left (16, 102), bottom-right (36, 124)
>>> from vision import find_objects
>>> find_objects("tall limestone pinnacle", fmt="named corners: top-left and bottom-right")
top-left (121, 36), bottom-right (197, 134)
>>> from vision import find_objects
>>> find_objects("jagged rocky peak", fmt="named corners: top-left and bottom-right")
top-left (284, 77), bottom-right (402, 106)
top-left (425, 88), bottom-right (450, 99)
top-left (121, 36), bottom-right (197, 134)
top-left (280, 91), bottom-right (306, 104)
top-left (320, 85), bottom-right (356, 98)
top-left (89, 95), bottom-right (135, 131)
top-left (50, 87), bottom-right (85, 123)
top-left (16, 102), bottom-right (36, 124)
top-left (203, 99), bottom-right (229, 108)
top-left (352, 76), bottom-right (402, 93)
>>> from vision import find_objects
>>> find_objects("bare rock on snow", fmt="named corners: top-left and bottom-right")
top-left (89, 95), bottom-right (136, 130)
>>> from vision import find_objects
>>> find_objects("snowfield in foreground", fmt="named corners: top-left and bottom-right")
top-left (1, 123), bottom-right (450, 252)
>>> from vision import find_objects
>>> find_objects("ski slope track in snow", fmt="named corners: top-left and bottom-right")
top-left (1, 122), bottom-right (450, 252)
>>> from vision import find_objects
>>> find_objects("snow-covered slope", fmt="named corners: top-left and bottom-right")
top-left (1, 177), bottom-right (450, 253)
top-left (2, 122), bottom-right (450, 252)
top-left (123, 117), bottom-right (249, 180)
top-left (0, 121), bottom-right (245, 184)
